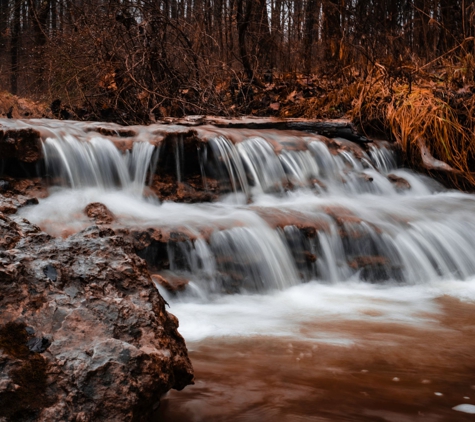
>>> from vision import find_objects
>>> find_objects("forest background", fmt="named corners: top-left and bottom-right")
top-left (2, 0), bottom-right (475, 188)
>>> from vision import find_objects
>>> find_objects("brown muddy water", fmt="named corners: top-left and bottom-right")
top-left (158, 297), bottom-right (475, 422)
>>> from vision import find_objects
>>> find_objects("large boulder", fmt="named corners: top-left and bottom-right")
top-left (0, 212), bottom-right (194, 421)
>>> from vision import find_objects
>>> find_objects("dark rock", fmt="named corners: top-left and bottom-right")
top-left (60, 108), bottom-right (71, 120)
top-left (0, 180), bottom-right (10, 192)
top-left (0, 128), bottom-right (43, 163)
top-left (27, 337), bottom-right (51, 353)
top-left (25, 327), bottom-right (35, 336)
top-left (43, 265), bottom-right (57, 281)
top-left (388, 174), bottom-right (411, 191)
top-left (51, 99), bottom-right (62, 116)
top-left (0, 212), bottom-right (194, 421)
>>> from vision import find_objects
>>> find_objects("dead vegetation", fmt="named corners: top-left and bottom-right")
top-left (0, 91), bottom-right (50, 119)
top-left (348, 57), bottom-right (475, 191)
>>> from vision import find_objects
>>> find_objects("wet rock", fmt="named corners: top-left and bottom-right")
top-left (0, 213), bottom-right (194, 421)
top-left (0, 180), bottom-right (10, 192)
top-left (150, 175), bottom-right (219, 203)
top-left (151, 272), bottom-right (190, 292)
top-left (88, 127), bottom-right (137, 138)
top-left (304, 251), bottom-right (317, 263)
top-left (388, 174), bottom-right (411, 191)
top-left (124, 227), bottom-right (198, 272)
top-left (84, 202), bottom-right (115, 224)
top-left (358, 173), bottom-right (374, 183)
top-left (27, 336), bottom-right (51, 353)
top-left (349, 256), bottom-right (392, 282)
top-left (9, 178), bottom-right (48, 199)
top-left (252, 207), bottom-right (330, 233)
top-left (0, 193), bottom-right (39, 215)
top-left (0, 177), bottom-right (47, 220)
top-left (0, 212), bottom-right (22, 249)
top-left (0, 129), bottom-right (43, 163)
top-left (0, 197), bottom-right (18, 214)
top-left (42, 264), bottom-right (57, 281)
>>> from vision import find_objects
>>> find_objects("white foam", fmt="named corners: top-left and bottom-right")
top-left (453, 404), bottom-right (475, 414)
top-left (164, 279), bottom-right (475, 343)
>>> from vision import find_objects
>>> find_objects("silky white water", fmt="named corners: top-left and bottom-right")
top-left (12, 118), bottom-right (475, 297)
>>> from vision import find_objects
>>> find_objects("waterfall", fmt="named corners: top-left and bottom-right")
top-left (6, 118), bottom-right (475, 295)
top-left (43, 135), bottom-right (155, 194)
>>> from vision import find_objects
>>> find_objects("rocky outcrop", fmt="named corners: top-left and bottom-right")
top-left (0, 212), bottom-right (194, 421)
top-left (0, 128), bottom-right (43, 163)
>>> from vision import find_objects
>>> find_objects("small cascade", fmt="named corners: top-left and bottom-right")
top-left (207, 135), bottom-right (249, 196)
top-left (174, 135), bottom-right (185, 183)
top-left (201, 134), bottom-right (402, 197)
top-left (208, 226), bottom-right (298, 292)
top-left (43, 135), bottom-right (156, 193)
top-left (236, 137), bottom-right (287, 193)
top-left (368, 143), bottom-right (397, 174)
top-left (278, 149), bottom-right (320, 188)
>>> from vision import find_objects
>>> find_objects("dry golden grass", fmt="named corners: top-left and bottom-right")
top-left (351, 73), bottom-right (475, 189)
top-left (285, 64), bottom-right (475, 190)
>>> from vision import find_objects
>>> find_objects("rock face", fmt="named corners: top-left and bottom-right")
top-left (0, 128), bottom-right (43, 163)
top-left (0, 213), bottom-right (194, 421)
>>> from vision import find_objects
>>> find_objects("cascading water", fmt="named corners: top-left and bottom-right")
top-left (8, 118), bottom-right (475, 289)
top-left (5, 118), bottom-right (475, 420)
top-left (43, 135), bottom-right (156, 193)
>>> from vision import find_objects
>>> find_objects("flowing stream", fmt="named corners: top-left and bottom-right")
top-left (4, 118), bottom-right (475, 421)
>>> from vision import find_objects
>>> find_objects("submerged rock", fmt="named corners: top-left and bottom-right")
top-left (387, 173), bottom-right (411, 191)
top-left (0, 212), bottom-right (194, 421)
top-left (84, 202), bottom-right (116, 225)
top-left (151, 272), bottom-right (190, 292)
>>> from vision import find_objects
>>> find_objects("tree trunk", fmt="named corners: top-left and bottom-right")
top-left (29, 0), bottom-right (51, 92)
top-left (303, 0), bottom-right (320, 74)
top-left (322, 0), bottom-right (342, 63)
top-left (236, 0), bottom-right (254, 81)
top-left (10, 0), bottom-right (20, 95)
top-left (0, 0), bottom-right (9, 54)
